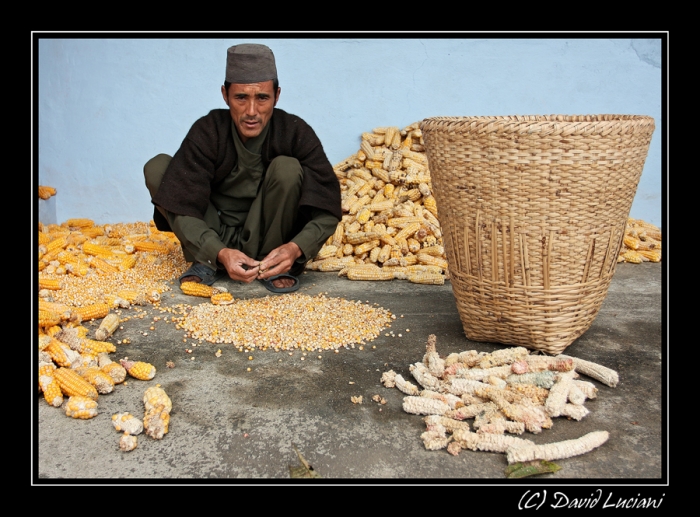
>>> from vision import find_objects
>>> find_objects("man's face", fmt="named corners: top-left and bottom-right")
top-left (221, 80), bottom-right (280, 143)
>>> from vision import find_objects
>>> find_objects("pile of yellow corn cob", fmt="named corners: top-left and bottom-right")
top-left (306, 123), bottom-right (448, 285)
top-left (617, 218), bottom-right (662, 264)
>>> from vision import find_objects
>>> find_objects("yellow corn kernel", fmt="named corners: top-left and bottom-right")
top-left (211, 292), bottom-right (234, 305)
top-left (120, 359), bottom-right (156, 381)
top-left (64, 395), bottom-right (99, 419)
top-left (54, 367), bottom-right (99, 400)
top-left (181, 281), bottom-right (218, 298)
top-left (71, 303), bottom-right (110, 323)
top-left (38, 185), bottom-right (57, 200)
top-left (95, 313), bottom-right (121, 341)
top-left (63, 218), bottom-right (95, 229)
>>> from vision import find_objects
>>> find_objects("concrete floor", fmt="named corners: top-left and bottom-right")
top-left (34, 262), bottom-right (666, 489)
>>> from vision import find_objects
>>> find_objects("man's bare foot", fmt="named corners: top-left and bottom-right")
top-left (180, 276), bottom-right (202, 284)
top-left (271, 277), bottom-right (296, 289)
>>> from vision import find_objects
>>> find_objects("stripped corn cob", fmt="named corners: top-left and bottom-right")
top-left (143, 385), bottom-right (172, 439)
top-left (95, 313), bottom-right (120, 341)
top-left (120, 359), bottom-right (156, 380)
top-left (181, 281), bottom-right (218, 298)
top-left (53, 367), bottom-right (99, 400)
top-left (112, 412), bottom-right (144, 435)
top-left (64, 395), bottom-right (99, 419)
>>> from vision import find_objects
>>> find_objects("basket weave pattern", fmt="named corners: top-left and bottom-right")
top-left (420, 115), bottom-right (655, 354)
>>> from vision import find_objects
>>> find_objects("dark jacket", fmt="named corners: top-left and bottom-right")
top-left (152, 108), bottom-right (342, 224)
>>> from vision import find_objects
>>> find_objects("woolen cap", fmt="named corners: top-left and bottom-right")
top-left (225, 44), bottom-right (277, 84)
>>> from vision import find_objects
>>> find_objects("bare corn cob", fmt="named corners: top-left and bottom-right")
top-left (97, 353), bottom-right (127, 384)
top-left (75, 366), bottom-right (115, 394)
top-left (95, 313), bottom-right (120, 341)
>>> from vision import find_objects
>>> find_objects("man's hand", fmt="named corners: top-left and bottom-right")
top-left (217, 248), bottom-right (260, 283)
top-left (257, 242), bottom-right (302, 281)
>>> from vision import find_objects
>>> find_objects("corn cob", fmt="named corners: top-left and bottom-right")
top-left (80, 226), bottom-right (105, 238)
top-left (211, 292), bottom-right (234, 305)
top-left (45, 339), bottom-right (77, 367)
top-left (133, 241), bottom-right (169, 254)
top-left (97, 353), bottom-right (127, 384)
top-left (78, 338), bottom-right (117, 355)
top-left (117, 290), bottom-right (147, 305)
top-left (120, 359), bottom-right (156, 380)
top-left (637, 248), bottom-right (662, 262)
top-left (64, 395), bottom-right (99, 419)
top-left (347, 266), bottom-right (395, 281)
top-left (63, 218), bottom-right (95, 229)
top-left (407, 272), bottom-right (445, 285)
top-left (354, 239), bottom-right (380, 256)
top-left (38, 185), bottom-right (57, 199)
top-left (75, 366), bottom-right (115, 394)
top-left (53, 367), bottom-right (99, 400)
top-left (38, 278), bottom-right (63, 291)
top-left (315, 245), bottom-right (339, 261)
top-left (180, 281), bottom-right (219, 298)
top-left (620, 249), bottom-right (643, 264)
top-left (104, 293), bottom-right (131, 309)
top-left (112, 412), bottom-right (144, 435)
top-left (38, 309), bottom-right (62, 329)
top-left (90, 256), bottom-right (120, 275)
top-left (82, 242), bottom-right (114, 257)
top-left (345, 231), bottom-right (381, 245)
top-left (70, 303), bottom-right (110, 323)
top-left (38, 362), bottom-right (64, 407)
top-left (143, 385), bottom-right (172, 439)
top-left (95, 313), bottom-right (120, 341)
top-left (416, 254), bottom-right (449, 270)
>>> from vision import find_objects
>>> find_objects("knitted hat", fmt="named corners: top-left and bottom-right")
top-left (225, 44), bottom-right (277, 84)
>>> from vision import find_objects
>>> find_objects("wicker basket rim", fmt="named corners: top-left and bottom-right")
top-left (420, 114), bottom-right (655, 134)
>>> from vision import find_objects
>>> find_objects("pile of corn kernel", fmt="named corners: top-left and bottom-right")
top-left (179, 293), bottom-right (393, 352)
top-left (306, 123), bottom-right (449, 285)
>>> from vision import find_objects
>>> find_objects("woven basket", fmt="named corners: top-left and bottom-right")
top-left (420, 115), bottom-right (655, 354)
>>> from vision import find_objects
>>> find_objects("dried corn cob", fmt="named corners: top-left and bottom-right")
top-left (112, 412), bottom-right (144, 435)
top-left (120, 358), bottom-right (156, 380)
top-left (38, 278), bottom-right (63, 291)
top-left (38, 185), bottom-right (57, 199)
top-left (95, 313), bottom-right (120, 341)
top-left (180, 281), bottom-right (218, 298)
top-left (64, 395), bottom-right (99, 419)
top-left (119, 433), bottom-right (138, 452)
top-left (211, 292), bottom-right (234, 305)
top-left (64, 218), bottom-right (95, 229)
top-left (143, 385), bottom-right (172, 439)
top-left (53, 367), bottom-right (99, 400)
top-left (70, 303), bottom-right (110, 323)
top-left (133, 241), bottom-right (168, 254)
top-left (38, 363), bottom-right (64, 407)
top-left (97, 353), bottom-right (127, 384)
top-left (75, 366), bottom-right (115, 394)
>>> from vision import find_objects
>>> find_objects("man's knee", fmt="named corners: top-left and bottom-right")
top-left (265, 156), bottom-right (303, 190)
top-left (144, 153), bottom-right (172, 198)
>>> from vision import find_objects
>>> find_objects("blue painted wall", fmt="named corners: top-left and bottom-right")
top-left (36, 36), bottom-right (664, 228)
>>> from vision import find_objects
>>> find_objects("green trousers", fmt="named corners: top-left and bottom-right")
top-left (144, 153), bottom-right (306, 275)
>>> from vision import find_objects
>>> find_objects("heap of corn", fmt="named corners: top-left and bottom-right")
top-left (306, 123), bottom-right (448, 286)
top-left (617, 218), bottom-right (662, 264)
